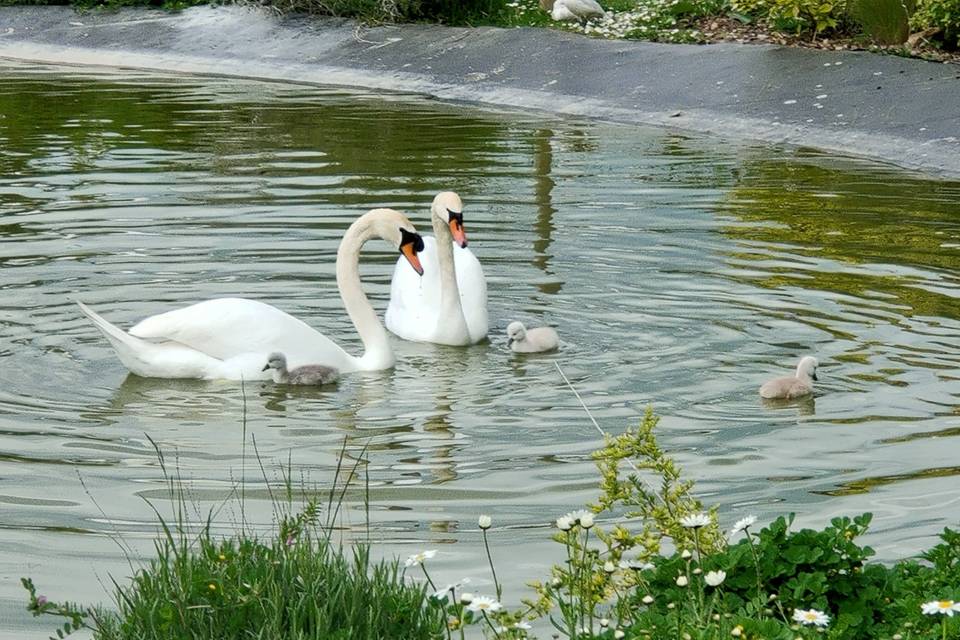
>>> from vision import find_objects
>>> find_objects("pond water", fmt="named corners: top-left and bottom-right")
top-left (2, 59), bottom-right (960, 638)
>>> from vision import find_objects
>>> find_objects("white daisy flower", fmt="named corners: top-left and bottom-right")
top-left (792, 608), bottom-right (831, 627)
top-left (921, 600), bottom-right (960, 616)
top-left (460, 592), bottom-right (474, 604)
top-left (580, 512), bottom-right (595, 529)
top-left (705, 570), bottom-right (726, 587)
top-left (513, 621), bottom-right (533, 630)
top-left (478, 514), bottom-right (492, 530)
top-left (676, 575), bottom-right (689, 587)
top-left (603, 561), bottom-right (616, 573)
top-left (730, 515), bottom-right (757, 536)
top-left (614, 631), bottom-right (625, 640)
top-left (681, 549), bottom-right (692, 559)
top-left (619, 559), bottom-right (655, 571)
top-left (564, 509), bottom-right (590, 525)
top-left (431, 577), bottom-right (471, 602)
top-left (680, 513), bottom-right (711, 529)
top-left (556, 515), bottom-right (574, 531)
top-left (404, 549), bottom-right (437, 567)
top-left (642, 594), bottom-right (654, 604)
top-left (466, 595), bottom-right (502, 614)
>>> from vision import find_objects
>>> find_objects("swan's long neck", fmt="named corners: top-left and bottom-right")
top-left (337, 216), bottom-right (395, 370)
top-left (433, 213), bottom-right (470, 344)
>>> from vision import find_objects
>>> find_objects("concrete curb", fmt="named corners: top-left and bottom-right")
top-left (1, 5), bottom-right (958, 178)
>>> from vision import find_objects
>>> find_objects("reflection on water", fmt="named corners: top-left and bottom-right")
top-left (3, 60), bottom-right (960, 637)
top-left (532, 128), bottom-right (559, 295)
top-left (760, 395), bottom-right (816, 416)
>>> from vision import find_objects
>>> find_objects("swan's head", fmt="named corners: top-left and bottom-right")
top-left (366, 209), bottom-right (425, 276)
top-left (506, 321), bottom-right (527, 346)
top-left (796, 356), bottom-right (819, 381)
top-left (432, 191), bottom-right (467, 249)
top-left (262, 352), bottom-right (287, 372)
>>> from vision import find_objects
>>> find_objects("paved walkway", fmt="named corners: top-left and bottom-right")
top-left (1, 5), bottom-right (958, 177)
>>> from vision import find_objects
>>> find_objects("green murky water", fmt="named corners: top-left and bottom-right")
top-left (2, 60), bottom-right (960, 638)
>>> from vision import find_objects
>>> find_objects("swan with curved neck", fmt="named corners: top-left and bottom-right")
top-left (77, 208), bottom-right (425, 380)
top-left (385, 192), bottom-right (488, 345)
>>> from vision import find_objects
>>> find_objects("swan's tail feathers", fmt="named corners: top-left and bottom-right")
top-left (77, 301), bottom-right (225, 379)
top-left (76, 301), bottom-right (154, 375)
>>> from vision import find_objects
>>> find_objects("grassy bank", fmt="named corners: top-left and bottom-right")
top-left (22, 442), bottom-right (447, 640)
top-left (25, 535), bottom-right (445, 640)
top-left (22, 406), bottom-right (960, 640)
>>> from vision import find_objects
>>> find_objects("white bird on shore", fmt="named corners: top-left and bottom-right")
top-left (262, 352), bottom-right (339, 385)
top-left (541, 0), bottom-right (606, 25)
top-left (759, 356), bottom-right (818, 399)
top-left (507, 321), bottom-right (560, 353)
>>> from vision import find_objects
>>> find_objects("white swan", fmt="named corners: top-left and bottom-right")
top-left (77, 208), bottom-right (425, 380)
top-left (543, 0), bottom-right (605, 24)
top-left (759, 356), bottom-right (819, 399)
top-left (385, 192), bottom-right (487, 346)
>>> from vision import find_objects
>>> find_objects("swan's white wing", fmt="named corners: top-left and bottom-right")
top-left (385, 236), bottom-right (443, 342)
top-left (551, 3), bottom-right (577, 19)
top-left (129, 298), bottom-right (357, 372)
top-left (553, 0), bottom-right (604, 18)
top-left (453, 246), bottom-right (488, 343)
top-left (573, 0), bottom-right (605, 14)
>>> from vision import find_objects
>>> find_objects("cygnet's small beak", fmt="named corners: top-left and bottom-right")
top-left (812, 371), bottom-right (819, 381)
top-left (449, 217), bottom-right (467, 249)
top-left (261, 363), bottom-right (270, 372)
top-left (507, 337), bottom-right (514, 347)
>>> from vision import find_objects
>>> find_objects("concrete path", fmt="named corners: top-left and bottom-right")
top-left (1, 5), bottom-right (958, 178)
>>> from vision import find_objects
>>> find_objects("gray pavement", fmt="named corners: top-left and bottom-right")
top-left (1, 5), bottom-right (958, 178)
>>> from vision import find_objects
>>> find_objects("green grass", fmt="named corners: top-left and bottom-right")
top-left (109, 535), bottom-right (443, 639)
top-left (26, 524), bottom-right (445, 640)
top-left (23, 438), bottom-right (446, 640)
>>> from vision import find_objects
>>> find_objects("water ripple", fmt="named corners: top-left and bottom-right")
top-left (3, 60), bottom-right (960, 630)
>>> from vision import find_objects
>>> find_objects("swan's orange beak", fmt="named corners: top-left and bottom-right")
top-left (401, 241), bottom-right (424, 276)
top-left (449, 217), bottom-right (467, 248)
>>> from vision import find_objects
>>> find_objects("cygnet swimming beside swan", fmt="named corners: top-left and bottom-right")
top-left (759, 356), bottom-right (818, 399)
top-left (506, 321), bottom-right (560, 353)
top-left (262, 352), bottom-right (339, 385)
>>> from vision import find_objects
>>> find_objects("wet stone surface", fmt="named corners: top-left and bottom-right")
top-left (0, 5), bottom-right (959, 177)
